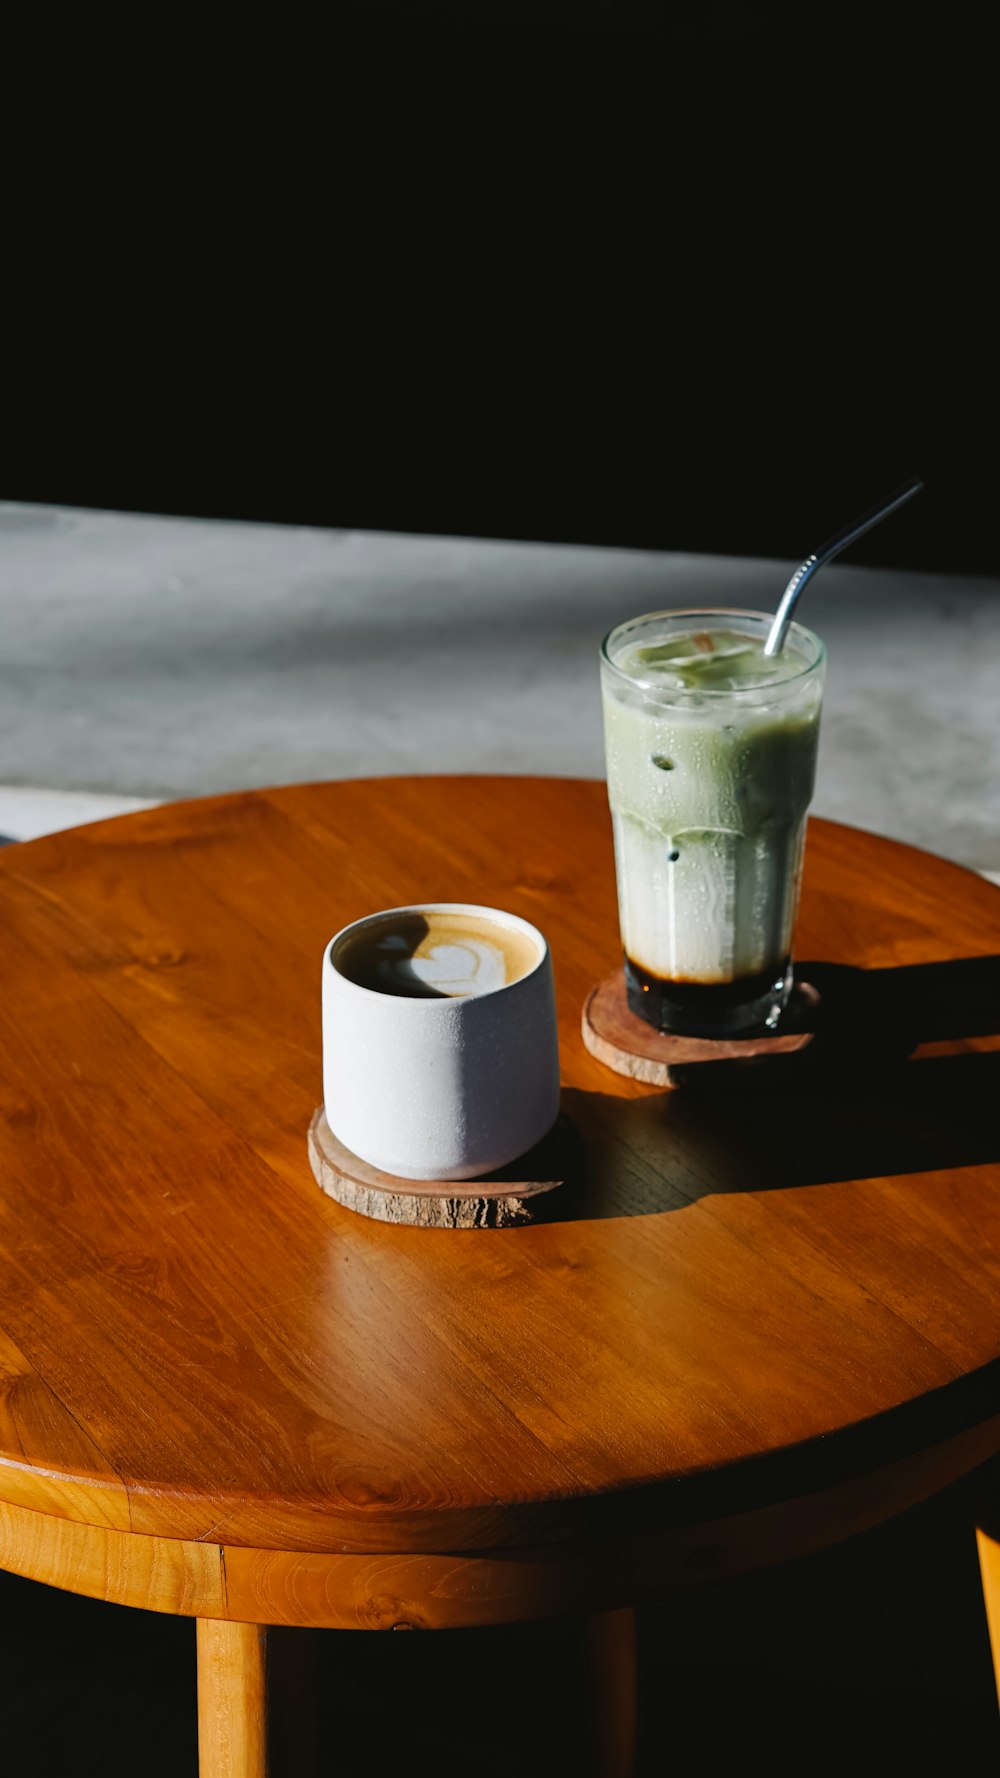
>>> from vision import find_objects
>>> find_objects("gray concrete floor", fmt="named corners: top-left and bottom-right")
top-left (2, 501), bottom-right (998, 868)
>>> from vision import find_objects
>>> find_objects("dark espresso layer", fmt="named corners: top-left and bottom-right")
top-left (625, 954), bottom-right (790, 1036)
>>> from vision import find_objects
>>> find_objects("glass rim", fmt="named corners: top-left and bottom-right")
top-left (600, 607), bottom-right (826, 699)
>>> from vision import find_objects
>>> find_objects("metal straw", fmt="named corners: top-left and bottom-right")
top-left (764, 476), bottom-right (924, 656)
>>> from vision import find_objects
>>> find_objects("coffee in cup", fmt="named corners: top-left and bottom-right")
top-left (323, 903), bottom-right (560, 1180)
top-left (335, 909), bottom-right (540, 999)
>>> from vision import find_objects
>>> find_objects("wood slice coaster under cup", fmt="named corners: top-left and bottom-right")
top-left (307, 1108), bottom-right (572, 1229)
top-left (582, 969), bottom-right (820, 1087)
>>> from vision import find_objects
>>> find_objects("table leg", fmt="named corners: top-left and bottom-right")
top-left (196, 1621), bottom-right (321, 1778)
top-left (586, 1606), bottom-right (638, 1778)
top-left (977, 1529), bottom-right (1000, 1710)
top-left (197, 1621), bottom-right (268, 1778)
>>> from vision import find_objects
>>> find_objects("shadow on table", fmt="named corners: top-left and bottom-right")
top-left (559, 954), bottom-right (1000, 1219)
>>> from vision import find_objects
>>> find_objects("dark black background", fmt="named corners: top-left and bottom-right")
top-left (4, 3), bottom-right (995, 573)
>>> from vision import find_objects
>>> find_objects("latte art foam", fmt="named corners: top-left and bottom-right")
top-left (336, 911), bottom-right (539, 999)
top-left (373, 932), bottom-right (509, 997)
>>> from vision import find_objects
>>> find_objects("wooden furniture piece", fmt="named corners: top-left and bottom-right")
top-left (306, 1105), bottom-right (572, 1227)
top-left (582, 968), bottom-right (820, 1083)
top-left (2, 776), bottom-right (1000, 1775)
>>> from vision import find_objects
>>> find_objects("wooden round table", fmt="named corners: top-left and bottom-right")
top-left (2, 777), bottom-right (1000, 1774)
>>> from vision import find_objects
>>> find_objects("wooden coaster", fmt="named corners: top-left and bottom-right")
top-left (307, 1108), bottom-right (571, 1229)
top-left (582, 969), bottom-right (820, 1086)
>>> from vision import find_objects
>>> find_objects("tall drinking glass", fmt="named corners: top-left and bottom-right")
top-left (600, 608), bottom-right (825, 1037)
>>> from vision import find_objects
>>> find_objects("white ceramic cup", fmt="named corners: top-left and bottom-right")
top-left (322, 902), bottom-right (561, 1181)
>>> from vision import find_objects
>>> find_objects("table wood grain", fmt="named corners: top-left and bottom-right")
top-left (1, 777), bottom-right (1000, 1621)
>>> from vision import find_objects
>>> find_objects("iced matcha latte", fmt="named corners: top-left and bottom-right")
top-left (601, 609), bottom-right (825, 1036)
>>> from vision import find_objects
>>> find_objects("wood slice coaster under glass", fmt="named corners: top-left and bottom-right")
top-left (582, 969), bottom-right (820, 1086)
top-left (307, 1108), bottom-right (572, 1228)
